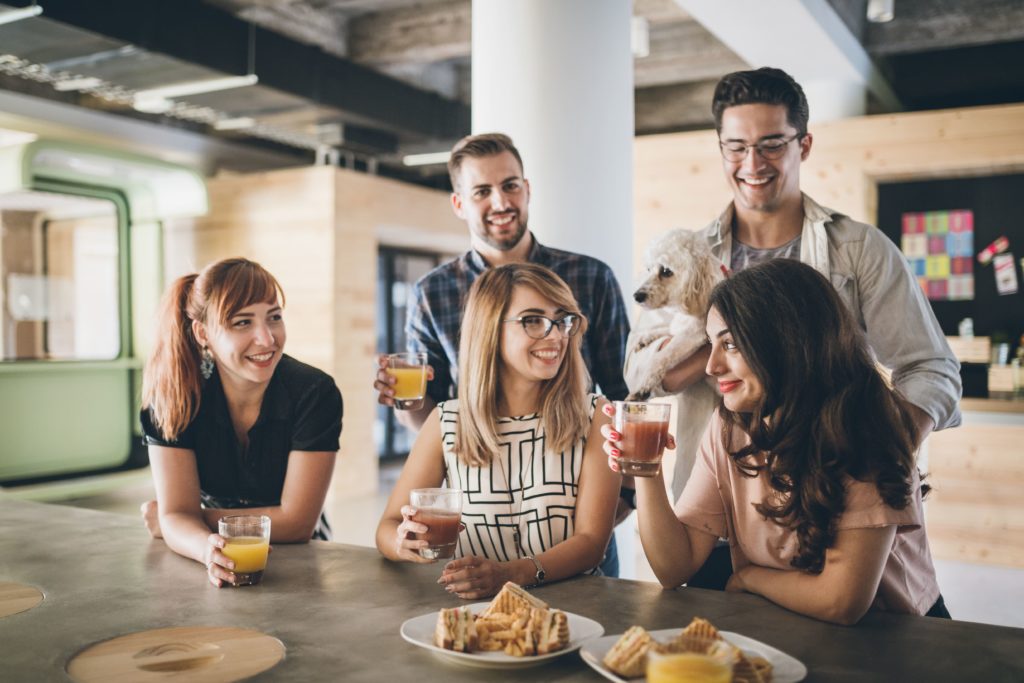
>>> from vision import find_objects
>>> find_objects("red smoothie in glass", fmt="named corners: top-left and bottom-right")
top-left (619, 419), bottom-right (670, 476)
top-left (412, 510), bottom-right (462, 559)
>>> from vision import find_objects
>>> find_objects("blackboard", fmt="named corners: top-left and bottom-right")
top-left (876, 173), bottom-right (1024, 350)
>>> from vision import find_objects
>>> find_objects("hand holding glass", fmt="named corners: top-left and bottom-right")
top-left (386, 352), bottom-right (428, 410)
top-left (218, 515), bottom-right (271, 586)
top-left (613, 400), bottom-right (672, 477)
top-left (409, 488), bottom-right (463, 560)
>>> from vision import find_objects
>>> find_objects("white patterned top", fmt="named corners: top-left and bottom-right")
top-left (438, 396), bottom-right (599, 564)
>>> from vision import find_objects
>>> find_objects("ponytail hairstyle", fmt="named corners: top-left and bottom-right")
top-left (142, 258), bottom-right (285, 441)
top-left (454, 263), bottom-right (591, 466)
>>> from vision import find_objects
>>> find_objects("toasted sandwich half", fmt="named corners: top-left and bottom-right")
top-left (530, 608), bottom-right (570, 655)
top-left (480, 581), bottom-right (548, 618)
top-left (602, 625), bottom-right (654, 678)
top-left (433, 606), bottom-right (478, 652)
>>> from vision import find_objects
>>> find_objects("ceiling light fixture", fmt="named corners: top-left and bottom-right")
top-left (631, 16), bottom-right (650, 59)
top-left (53, 76), bottom-right (104, 92)
top-left (866, 0), bottom-right (895, 23)
top-left (402, 151), bottom-right (451, 167)
top-left (133, 74), bottom-right (258, 102)
top-left (214, 116), bottom-right (256, 131)
top-left (0, 4), bottom-right (42, 26)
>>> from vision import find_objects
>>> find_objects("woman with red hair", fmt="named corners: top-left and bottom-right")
top-left (141, 258), bottom-right (342, 587)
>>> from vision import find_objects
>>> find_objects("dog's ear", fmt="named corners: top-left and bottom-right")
top-left (681, 252), bottom-right (724, 315)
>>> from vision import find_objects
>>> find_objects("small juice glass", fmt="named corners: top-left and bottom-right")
top-left (614, 400), bottom-right (672, 477)
top-left (386, 352), bottom-right (428, 410)
top-left (218, 515), bottom-right (271, 586)
top-left (409, 488), bottom-right (463, 560)
top-left (646, 651), bottom-right (731, 683)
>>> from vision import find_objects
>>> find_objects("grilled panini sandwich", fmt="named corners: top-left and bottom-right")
top-left (433, 606), bottom-right (478, 652)
top-left (602, 625), bottom-right (655, 678)
top-left (528, 607), bottom-right (570, 655)
top-left (480, 581), bottom-right (548, 618)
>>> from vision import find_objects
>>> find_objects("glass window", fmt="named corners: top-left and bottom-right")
top-left (375, 247), bottom-right (452, 460)
top-left (0, 190), bottom-right (120, 361)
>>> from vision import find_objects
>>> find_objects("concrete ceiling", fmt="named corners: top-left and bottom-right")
top-left (0, 0), bottom-right (1021, 187)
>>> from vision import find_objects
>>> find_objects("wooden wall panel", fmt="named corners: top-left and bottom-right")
top-left (926, 423), bottom-right (1024, 567)
top-left (331, 169), bottom-right (465, 498)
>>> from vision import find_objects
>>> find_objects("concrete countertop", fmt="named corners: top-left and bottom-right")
top-left (1, 499), bottom-right (1022, 681)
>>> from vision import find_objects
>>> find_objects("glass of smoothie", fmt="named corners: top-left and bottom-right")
top-left (386, 352), bottom-right (429, 410)
top-left (409, 488), bottom-right (463, 560)
top-left (613, 400), bottom-right (672, 477)
top-left (218, 515), bottom-right (271, 586)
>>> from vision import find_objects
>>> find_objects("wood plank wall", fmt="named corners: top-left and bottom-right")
top-left (165, 166), bottom-right (465, 500)
top-left (634, 103), bottom-right (1024, 568)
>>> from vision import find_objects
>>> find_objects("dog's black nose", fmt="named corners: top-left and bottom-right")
top-left (633, 291), bottom-right (647, 303)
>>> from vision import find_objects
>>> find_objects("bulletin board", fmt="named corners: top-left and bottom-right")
top-left (876, 172), bottom-right (1024, 339)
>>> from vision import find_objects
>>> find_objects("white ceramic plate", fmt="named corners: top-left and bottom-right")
top-left (579, 628), bottom-right (807, 682)
top-left (400, 602), bottom-right (604, 669)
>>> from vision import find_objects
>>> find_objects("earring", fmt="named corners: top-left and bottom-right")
top-left (200, 346), bottom-right (214, 380)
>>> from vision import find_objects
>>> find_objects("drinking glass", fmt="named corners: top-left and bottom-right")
top-left (613, 400), bottom-right (672, 477)
top-left (646, 651), bottom-right (731, 683)
top-left (218, 515), bottom-right (271, 586)
top-left (386, 352), bottom-right (428, 410)
top-left (409, 488), bottom-right (463, 560)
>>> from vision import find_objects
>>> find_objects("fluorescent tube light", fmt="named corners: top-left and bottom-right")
top-left (214, 116), bottom-right (256, 131)
top-left (132, 96), bottom-right (174, 114)
top-left (133, 74), bottom-right (258, 101)
top-left (0, 5), bottom-right (43, 26)
top-left (402, 151), bottom-right (451, 166)
top-left (631, 16), bottom-right (650, 58)
top-left (53, 76), bottom-right (104, 92)
top-left (867, 0), bottom-right (895, 23)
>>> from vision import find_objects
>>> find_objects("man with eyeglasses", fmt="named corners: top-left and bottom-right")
top-left (624, 67), bottom-right (961, 589)
top-left (374, 132), bottom-right (631, 576)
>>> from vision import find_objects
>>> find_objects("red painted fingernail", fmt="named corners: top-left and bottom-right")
top-left (611, 448), bottom-right (620, 457)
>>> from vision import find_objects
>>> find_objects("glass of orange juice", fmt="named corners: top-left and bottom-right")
top-left (386, 352), bottom-right (428, 410)
top-left (646, 651), bottom-right (732, 683)
top-left (218, 515), bottom-right (271, 586)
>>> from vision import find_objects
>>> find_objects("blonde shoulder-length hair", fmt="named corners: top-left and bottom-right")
top-left (454, 263), bottom-right (591, 467)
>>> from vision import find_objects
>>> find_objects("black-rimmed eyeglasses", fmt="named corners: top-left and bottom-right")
top-left (502, 314), bottom-right (581, 339)
top-left (719, 134), bottom-right (802, 162)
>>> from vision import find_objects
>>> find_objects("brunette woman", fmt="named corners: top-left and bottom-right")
top-left (141, 258), bottom-right (342, 587)
top-left (606, 259), bottom-right (948, 624)
top-left (376, 263), bottom-right (620, 599)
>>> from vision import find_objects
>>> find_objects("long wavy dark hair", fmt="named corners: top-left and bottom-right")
top-left (709, 259), bottom-right (923, 573)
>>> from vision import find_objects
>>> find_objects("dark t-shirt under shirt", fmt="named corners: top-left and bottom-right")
top-left (141, 354), bottom-right (342, 539)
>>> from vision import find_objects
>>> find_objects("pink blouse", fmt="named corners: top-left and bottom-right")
top-left (675, 411), bottom-right (941, 615)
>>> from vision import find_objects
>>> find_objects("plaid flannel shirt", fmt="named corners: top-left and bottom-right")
top-left (406, 235), bottom-right (630, 405)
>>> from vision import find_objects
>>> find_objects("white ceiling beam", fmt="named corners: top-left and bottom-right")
top-left (674, 0), bottom-right (901, 119)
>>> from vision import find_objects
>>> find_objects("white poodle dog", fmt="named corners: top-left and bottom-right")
top-left (627, 228), bottom-right (725, 401)
top-left (625, 228), bottom-right (725, 498)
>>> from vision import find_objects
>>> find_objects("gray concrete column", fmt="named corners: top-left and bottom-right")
top-left (471, 0), bottom-right (635, 291)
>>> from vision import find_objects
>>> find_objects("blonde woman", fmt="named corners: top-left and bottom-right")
top-left (141, 258), bottom-right (342, 587)
top-left (376, 263), bottom-right (620, 599)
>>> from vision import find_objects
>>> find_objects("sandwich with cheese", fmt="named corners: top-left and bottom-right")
top-left (434, 606), bottom-right (479, 652)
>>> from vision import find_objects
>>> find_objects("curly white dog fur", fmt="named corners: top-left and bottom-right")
top-left (628, 229), bottom-right (724, 401)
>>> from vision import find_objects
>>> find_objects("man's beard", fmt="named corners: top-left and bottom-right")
top-left (480, 215), bottom-right (528, 251)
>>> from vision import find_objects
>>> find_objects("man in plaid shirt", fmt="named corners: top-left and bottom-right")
top-left (374, 132), bottom-right (631, 576)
